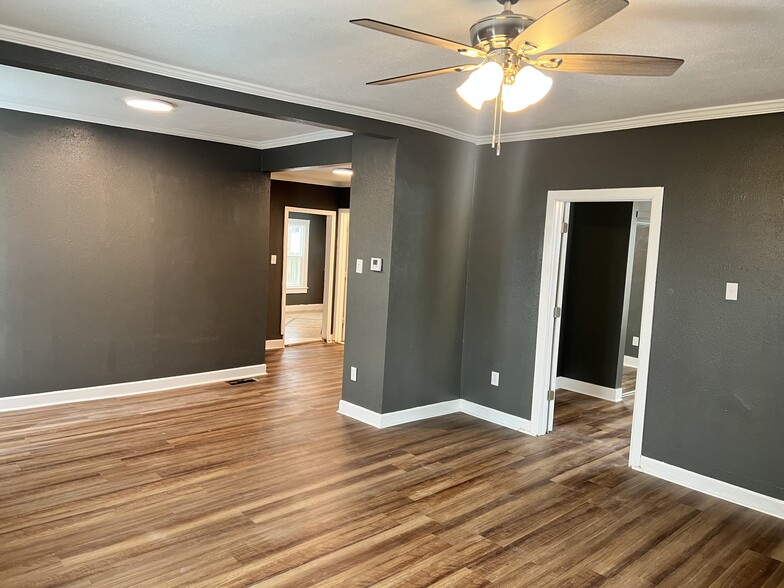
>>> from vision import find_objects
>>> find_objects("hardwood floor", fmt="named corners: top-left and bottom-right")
top-left (621, 366), bottom-right (637, 395)
top-left (0, 344), bottom-right (782, 587)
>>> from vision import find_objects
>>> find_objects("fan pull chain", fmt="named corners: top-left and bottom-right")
top-left (496, 99), bottom-right (503, 156)
top-left (491, 91), bottom-right (499, 149)
top-left (491, 91), bottom-right (503, 155)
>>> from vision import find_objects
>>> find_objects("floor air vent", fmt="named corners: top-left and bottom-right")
top-left (226, 378), bottom-right (257, 386)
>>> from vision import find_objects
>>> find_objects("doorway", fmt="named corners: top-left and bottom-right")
top-left (281, 207), bottom-right (336, 345)
top-left (531, 187), bottom-right (664, 470)
top-left (333, 208), bottom-right (350, 344)
top-left (268, 164), bottom-right (352, 349)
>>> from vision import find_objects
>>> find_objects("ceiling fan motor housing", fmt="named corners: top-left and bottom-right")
top-left (469, 12), bottom-right (533, 53)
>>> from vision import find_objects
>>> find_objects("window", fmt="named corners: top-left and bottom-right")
top-left (286, 218), bottom-right (310, 293)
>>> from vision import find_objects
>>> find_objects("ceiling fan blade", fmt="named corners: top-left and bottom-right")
top-left (510, 0), bottom-right (629, 54)
top-left (532, 53), bottom-right (684, 76)
top-left (351, 19), bottom-right (486, 58)
top-left (367, 64), bottom-right (481, 86)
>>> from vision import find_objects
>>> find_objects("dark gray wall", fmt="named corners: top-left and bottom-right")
top-left (462, 113), bottom-right (784, 500)
top-left (382, 133), bottom-right (477, 412)
top-left (5, 42), bottom-right (477, 419)
top-left (557, 203), bottom-right (632, 389)
top-left (267, 180), bottom-right (349, 340)
top-left (0, 108), bottom-right (268, 396)
top-left (286, 212), bottom-right (326, 306)
top-left (262, 137), bottom-right (353, 172)
top-left (625, 218), bottom-right (650, 358)
top-left (341, 136), bottom-right (398, 413)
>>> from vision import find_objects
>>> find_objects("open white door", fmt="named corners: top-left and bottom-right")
top-left (545, 202), bottom-right (571, 432)
top-left (333, 209), bottom-right (350, 344)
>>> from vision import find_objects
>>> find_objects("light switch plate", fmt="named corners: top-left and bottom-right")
top-left (632, 336), bottom-right (639, 347)
top-left (355, 259), bottom-right (363, 274)
top-left (370, 257), bottom-right (383, 272)
top-left (350, 366), bottom-right (357, 382)
top-left (491, 371), bottom-right (500, 387)
top-left (270, 254), bottom-right (277, 265)
top-left (725, 282), bottom-right (738, 301)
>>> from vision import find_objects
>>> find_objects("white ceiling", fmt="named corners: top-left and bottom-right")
top-left (1, 1), bottom-right (783, 142)
top-left (272, 165), bottom-right (352, 188)
top-left (0, 65), bottom-right (347, 149)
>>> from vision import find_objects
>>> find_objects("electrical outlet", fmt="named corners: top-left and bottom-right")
top-left (632, 336), bottom-right (639, 347)
top-left (491, 371), bottom-right (500, 387)
top-left (350, 366), bottom-right (357, 382)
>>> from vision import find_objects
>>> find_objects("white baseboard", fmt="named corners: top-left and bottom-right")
top-left (337, 399), bottom-right (533, 434)
top-left (338, 399), bottom-right (461, 428)
top-left (0, 364), bottom-right (268, 413)
top-left (624, 355), bottom-right (639, 368)
top-left (556, 376), bottom-right (623, 402)
top-left (285, 303), bottom-right (323, 311)
top-left (460, 400), bottom-right (533, 435)
top-left (637, 457), bottom-right (784, 521)
top-left (266, 339), bottom-right (285, 350)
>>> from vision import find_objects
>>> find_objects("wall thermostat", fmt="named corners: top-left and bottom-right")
top-left (370, 257), bottom-right (383, 272)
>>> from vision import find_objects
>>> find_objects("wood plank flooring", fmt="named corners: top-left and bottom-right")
top-left (0, 343), bottom-right (782, 587)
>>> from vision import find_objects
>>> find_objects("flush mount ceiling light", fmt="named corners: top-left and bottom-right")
top-left (332, 168), bottom-right (354, 177)
top-left (352, 0), bottom-right (684, 154)
top-left (124, 98), bottom-right (176, 112)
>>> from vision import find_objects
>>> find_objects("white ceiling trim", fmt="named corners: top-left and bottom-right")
top-left (257, 130), bottom-right (351, 151)
top-left (271, 170), bottom-right (350, 188)
top-left (0, 24), bottom-right (477, 143)
top-left (0, 98), bottom-right (349, 150)
top-left (0, 98), bottom-right (262, 147)
top-left (2, 24), bottom-right (783, 148)
top-left (477, 98), bottom-right (784, 144)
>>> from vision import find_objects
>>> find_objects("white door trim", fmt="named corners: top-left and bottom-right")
top-left (281, 207), bottom-right (337, 343)
top-left (333, 208), bottom-right (350, 344)
top-left (530, 187), bottom-right (664, 471)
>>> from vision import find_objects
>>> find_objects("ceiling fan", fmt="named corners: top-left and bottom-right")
top-left (351, 0), bottom-right (684, 152)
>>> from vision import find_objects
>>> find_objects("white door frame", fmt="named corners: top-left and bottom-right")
top-left (281, 207), bottom-right (337, 342)
top-left (530, 187), bottom-right (664, 469)
top-left (333, 209), bottom-right (350, 344)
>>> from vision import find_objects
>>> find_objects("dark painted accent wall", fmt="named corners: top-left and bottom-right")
top-left (267, 180), bottom-right (350, 340)
top-left (5, 42), bottom-right (476, 419)
top-left (262, 137), bottom-right (353, 172)
top-left (341, 136), bottom-right (398, 413)
top-left (286, 212), bottom-right (326, 306)
top-left (0, 108), bottom-right (268, 397)
top-left (381, 133), bottom-right (477, 412)
top-left (462, 113), bottom-right (784, 500)
top-left (264, 132), bottom-right (476, 415)
top-left (557, 203), bottom-right (632, 389)
top-left (625, 220), bottom-right (650, 358)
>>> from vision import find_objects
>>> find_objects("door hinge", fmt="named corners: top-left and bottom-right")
top-left (561, 222), bottom-right (569, 234)
top-left (553, 306), bottom-right (562, 319)
top-left (547, 389), bottom-right (556, 401)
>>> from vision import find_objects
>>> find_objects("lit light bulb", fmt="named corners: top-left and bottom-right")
top-left (501, 66), bottom-right (553, 113)
top-left (124, 98), bottom-right (176, 112)
top-left (456, 61), bottom-right (504, 110)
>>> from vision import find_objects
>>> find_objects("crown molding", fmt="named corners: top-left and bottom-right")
top-left (0, 24), bottom-right (476, 143)
top-left (2, 25), bottom-right (783, 148)
top-left (0, 99), bottom-right (266, 148)
top-left (0, 98), bottom-right (350, 150)
top-left (256, 130), bottom-right (351, 151)
top-left (477, 98), bottom-right (784, 145)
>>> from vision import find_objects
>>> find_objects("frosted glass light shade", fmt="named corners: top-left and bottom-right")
top-left (456, 61), bottom-right (504, 110)
top-left (501, 66), bottom-right (553, 113)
